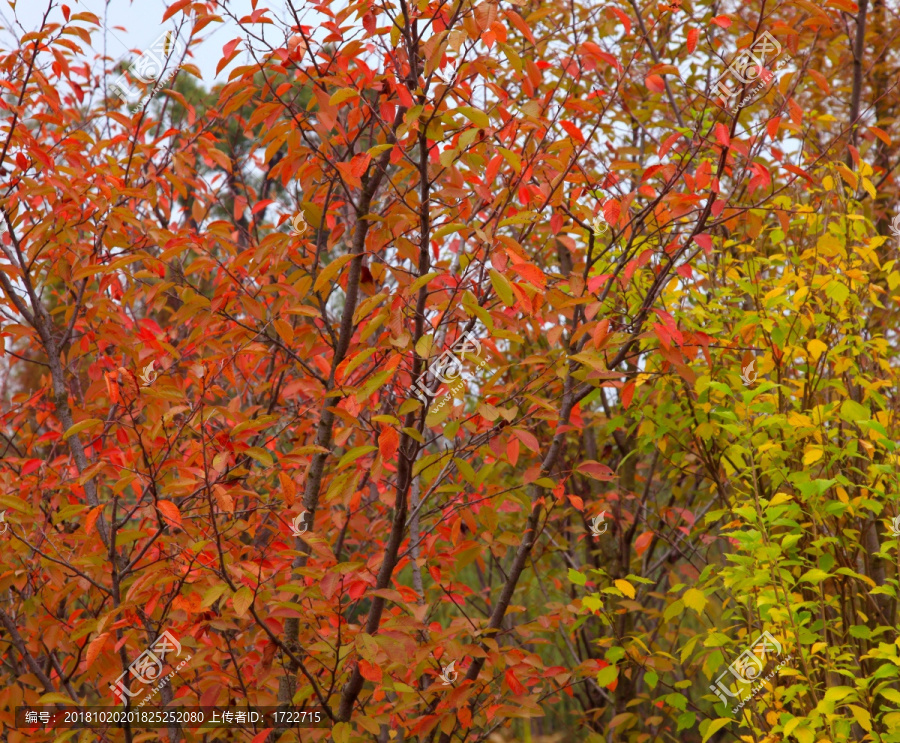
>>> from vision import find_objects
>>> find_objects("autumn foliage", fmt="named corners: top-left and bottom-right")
top-left (2, 0), bottom-right (900, 742)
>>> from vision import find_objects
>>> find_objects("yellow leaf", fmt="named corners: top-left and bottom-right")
top-left (862, 177), bottom-right (877, 200)
top-left (683, 588), bottom-right (707, 614)
top-left (702, 718), bottom-right (730, 743)
top-left (614, 579), bottom-right (635, 599)
top-left (768, 492), bottom-right (793, 507)
top-left (63, 418), bottom-right (103, 440)
top-left (313, 254), bottom-right (356, 294)
top-left (807, 339), bottom-right (828, 361)
top-left (849, 705), bottom-right (872, 732)
top-left (329, 88), bottom-right (359, 106)
top-left (232, 586), bottom-right (253, 617)
top-left (803, 448), bottom-right (824, 465)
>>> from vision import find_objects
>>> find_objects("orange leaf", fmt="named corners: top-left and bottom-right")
top-left (104, 371), bottom-right (120, 405)
top-left (622, 381), bottom-right (635, 409)
top-left (645, 74), bottom-right (666, 93)
top-left (157, 500), bottom-right (182, 527)
top-left (85, 632), bottom-right (109, 669)
top-left (608, 7), bottom-right (632, 34)
top-left (711, 15), bottom-right (731, 27)
top-left (85, 504), bottom-right (104, 536)
top-left (379, 426), bottom-right (399, 461)
top-left (162, 0), bottom-right (192, 21)
top-left (510, 263), bottom-right (546, 289)
top-left (868, 126), bottom-right (892, 147)
top-left (766, 115), bottom-right (781, 139)
top-left (635, 531), bottom-right (654, 556)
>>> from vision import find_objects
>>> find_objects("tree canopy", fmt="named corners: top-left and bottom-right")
top-left (1, 1), bottom-right (900, 742)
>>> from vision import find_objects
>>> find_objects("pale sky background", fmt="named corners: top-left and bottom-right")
top-left (5, 0), bottom-right (329, 92)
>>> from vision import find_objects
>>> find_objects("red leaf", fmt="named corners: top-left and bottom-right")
top-left (658, 132), bottom-right (682, 158)
top-left (505, 668), bottom-right (526, 695)
top-left (217, 38), bottom-right (242, 76)
top-left (714, 123), bottom-right (730, 147)
top-left (692, 233), bottom-right (713, 255)
top-left (379, 427), bottom-right (399, 461)
top-left (766, 115), bottom-right (781, 139)
top-left (645, 74), bottom-right (666, 93)
top-left (62, 4), bottom-right (70, 21)
top-left (157, 500), bottom-right (182, 527)
top-left (711, 15), bottom-right (732, 27)
top-left (576, 461), bottom-right (615, 481)
top-left (568, 494), bottom-right (584, 511)
top-left (602, 199), bottom-right (621, 227)
top-left (622, 381), bottom-right (635, 409)
top-left (559, 120), bottom-right (585, 143)
top-left (252, 730), bottom-right (274, 743)
top-left (506, 436), bottom-right (520, 466)
top-left (512, 428), bottom-right (540, 453)
top-left (686, 27), bottom-right (699, 54)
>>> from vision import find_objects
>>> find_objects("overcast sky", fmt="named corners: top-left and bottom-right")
top-left (5, 0), bottom-right (328, 91)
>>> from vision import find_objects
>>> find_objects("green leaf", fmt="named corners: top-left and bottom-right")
top-left (596, 665), bottom-right (618, 688)
top-left (664, 599), bottom-right (684, 622)
top-left (644, 671), bottom-right (659, 690)
top-left (840, 399), bottom-right (870, 423)
top-left (568, 568), bottom-right (587, 586)
top-left (63, 418), bottom-right (102, 440)
top-left (701, 718), bottom-right (731, 742)
top-left (800, 568), bottom-right (832, 583)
